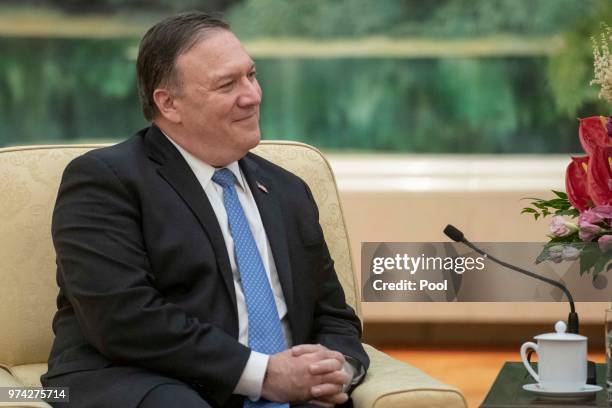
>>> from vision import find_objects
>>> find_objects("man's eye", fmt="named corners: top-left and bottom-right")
top-left (248, 71), bottom-right (257, 80)
top-left (220, 81), bottom-right (234, 89)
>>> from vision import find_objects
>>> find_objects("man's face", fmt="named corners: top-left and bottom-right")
top-left (170, 29), bottom-right (262, 164)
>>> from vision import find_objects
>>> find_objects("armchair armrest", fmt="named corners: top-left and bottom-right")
top-left (351, 344), bottom-right (467, 408)
top-left (0, 367), bottom-right (52, 408)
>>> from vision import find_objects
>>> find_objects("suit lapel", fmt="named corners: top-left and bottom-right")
top-left (144, 126), bottom-right (238, 319)
top-left (240, 154), bottom-right (295, 323)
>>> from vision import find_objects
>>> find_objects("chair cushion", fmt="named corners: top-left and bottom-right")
top-left (10, 363), bottom-right (47, 387)
top-left (0, 365), bottom-right (51, 407)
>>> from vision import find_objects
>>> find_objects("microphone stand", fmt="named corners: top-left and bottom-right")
top-left (443, 224), bottom-right (596, 384)
top-left (443, 224), bottom-right (579, 334)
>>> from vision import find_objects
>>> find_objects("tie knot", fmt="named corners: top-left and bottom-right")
top-left (212, 168), bottom-right (236, 189)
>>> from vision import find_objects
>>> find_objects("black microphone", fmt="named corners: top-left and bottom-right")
top-left (443, 224), bottom-right (579, 334)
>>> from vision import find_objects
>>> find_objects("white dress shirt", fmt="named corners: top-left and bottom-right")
top-left (164, 134), bottom-right (357, 400)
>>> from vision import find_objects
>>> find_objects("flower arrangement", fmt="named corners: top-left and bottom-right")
top-left (590, 23), bottom-right (612, 104)
top-left (522, 25), bottom-right (612, 277)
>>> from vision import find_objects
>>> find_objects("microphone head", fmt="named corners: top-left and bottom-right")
top-left (444, 224), bottom-right (465, 242)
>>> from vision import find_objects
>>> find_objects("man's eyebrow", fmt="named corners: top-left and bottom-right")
top-left (214, 63), bottom-right (257, 83)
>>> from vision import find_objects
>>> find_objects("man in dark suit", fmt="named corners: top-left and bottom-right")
top-left (41, 12), bottom-right (368, 408)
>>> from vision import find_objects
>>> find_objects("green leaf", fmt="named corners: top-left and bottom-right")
top-left (521, 194), bottom-right (574, 220)
top-left (549, 234), bottom-right (580, 243)
top-left (536, 246), bottom-right (551, 263)
top-left (540, 198), bottom-right (571, 209)
top-left (579, 246), bottom-right (602, 275)
top-left (592, 251), bottom-right (612, 278)
top-left (555, 208), bottom-right (580, 218)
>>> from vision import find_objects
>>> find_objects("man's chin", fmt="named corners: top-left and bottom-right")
top-left (244, 130), bottom-right (261, 150)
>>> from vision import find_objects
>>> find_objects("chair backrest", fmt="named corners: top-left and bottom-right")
top-left (0, 141), bottom-right (360, 367)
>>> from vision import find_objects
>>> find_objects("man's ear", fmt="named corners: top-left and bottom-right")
top-left (153, 88), bottom-right (181, 123)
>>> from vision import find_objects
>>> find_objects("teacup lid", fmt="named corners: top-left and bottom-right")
top-left (534, 321), bottom-right (587, 341)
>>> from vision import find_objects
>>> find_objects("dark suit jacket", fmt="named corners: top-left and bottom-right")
top-left (41, 125), bottom-right (368, 408)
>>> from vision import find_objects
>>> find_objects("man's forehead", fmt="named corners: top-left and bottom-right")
top-left (209, 56), bottom-right (255, 80)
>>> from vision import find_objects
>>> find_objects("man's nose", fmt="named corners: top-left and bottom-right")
top-left (237, 78), bottom-right (262, 107)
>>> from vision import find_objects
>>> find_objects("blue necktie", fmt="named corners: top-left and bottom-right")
top-left (212, 169), bottom-right (289, 408)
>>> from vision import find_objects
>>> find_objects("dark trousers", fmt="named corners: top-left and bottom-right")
top-left (138, 384), bottom-right (212, 408)
top-left (137, 384), bottom-right (350, 408)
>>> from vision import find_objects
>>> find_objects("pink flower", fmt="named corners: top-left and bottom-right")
top-left (592, 204), bottom-right (612, 222)
top-left (598, 235), bottom-right (612, 252)
top-left (578, 205), bottom-right (612, 228)
top-left (548, 245), bottom-right (564, 263)
top-left (579, 222), bottom-right (602, 241)
top-left (561, 245), bottom-right (581, 261)
top-left (549, 216), bottom-right (577, 237)
top-left (579, 208), bottom-right (603, 225)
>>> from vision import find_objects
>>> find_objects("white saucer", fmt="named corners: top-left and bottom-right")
top-left (523, 383), bottom-right (603, 398)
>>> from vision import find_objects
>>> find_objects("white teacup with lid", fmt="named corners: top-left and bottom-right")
top-left (520, 320), bottom-right (587, 391)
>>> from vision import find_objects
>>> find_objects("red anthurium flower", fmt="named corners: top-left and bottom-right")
top-left (578, 116), bottom-right (610, 154)
top-left (566, 156), bottom-right (591, 212)
top-left (587, 145), bottom-right (612, 206)
top-left (567, 117), bottom-right (612, 212)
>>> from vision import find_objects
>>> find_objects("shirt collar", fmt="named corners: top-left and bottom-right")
top-left (162, 131), bottom-right (247, 191)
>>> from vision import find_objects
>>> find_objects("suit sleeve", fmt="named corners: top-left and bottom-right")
top-left (52, 153), bottom-right (250, 406)
top-left (301, 181), bottom-right (370, 387)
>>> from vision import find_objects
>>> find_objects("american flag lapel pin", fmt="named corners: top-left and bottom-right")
top-left (256, 181), bottom-right (269, 194)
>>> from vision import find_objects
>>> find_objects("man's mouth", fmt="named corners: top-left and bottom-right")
top-left (234, 112), bottom-right (257, 122)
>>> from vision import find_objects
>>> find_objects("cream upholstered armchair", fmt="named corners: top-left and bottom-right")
top-left (0, 142), bottom-right (466, 408)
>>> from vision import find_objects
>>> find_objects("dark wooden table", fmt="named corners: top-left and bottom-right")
top-left (480, 362), bottom-right (610, 407)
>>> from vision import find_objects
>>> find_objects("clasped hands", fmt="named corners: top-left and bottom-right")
top-left (261, 344), bottom-right (351, 407)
